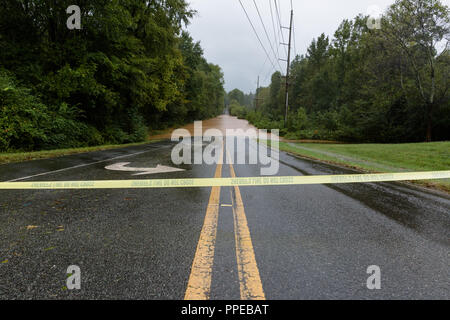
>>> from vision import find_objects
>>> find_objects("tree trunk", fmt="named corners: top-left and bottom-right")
top-left (426, 57), bottom-right (435, 143)
top-left (426, 103), bottom-right (433, 142)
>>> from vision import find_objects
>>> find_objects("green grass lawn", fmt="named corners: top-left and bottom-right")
top-left (0, 140), bottom-right (161, 165)
top-left (276, 141), bottom-right (450, 192)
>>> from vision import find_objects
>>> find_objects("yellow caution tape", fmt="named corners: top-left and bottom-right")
top-left (0, 171), bottom-right (449, 189)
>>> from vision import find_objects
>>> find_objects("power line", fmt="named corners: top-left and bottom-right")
top-left (292, 17), bottom-right (297, 58)
top-left (289, 0), bottom-right (297, 58)
top-left (274, 0), bottom-right (288, 58)
top-left (264, 67), bottom-right (276, 83)
top-left (253, 0), bottom-right (284, 71)
top-left (268, 0), bottom-right (280, 63)
top-left (238, 0), bottom-right (278, 73)
top-left (277, 0), bottom-right (283, 27)
top-left (258, 54), bottom-right (269, 77)
top-left (260, 51), bottom-right (280, 85)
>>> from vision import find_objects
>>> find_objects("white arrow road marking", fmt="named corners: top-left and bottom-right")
top-left (105, 162), bottom-right (185, 176)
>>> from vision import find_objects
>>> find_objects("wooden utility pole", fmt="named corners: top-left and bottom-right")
top-left (254, 75), bottom-right (263, 110)
top-left (282, 9), bottom-right (293, 127)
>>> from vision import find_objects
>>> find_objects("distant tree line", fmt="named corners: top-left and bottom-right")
top-left (0, 0), bottom-right (225, 151)
top-left (233, 0), bottom-right (449, 143)
top-left (227, 88), bottom-right (254, 118)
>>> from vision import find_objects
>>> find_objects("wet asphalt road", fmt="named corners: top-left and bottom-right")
top-left (0, 138), bottom-right (449, 300)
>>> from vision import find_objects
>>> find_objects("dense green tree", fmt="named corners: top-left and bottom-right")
top-left (242, 0), bottom-right (449, 143)
top-left (228, 89), bottom-right (245, 106)
top-left (267, 71), bottom-right (283, 119)
top-left (381, 0), bottom-right (450, 141)
top-left (0, 0), bottom-right (225, 151)
top-left (226, 89), bottom-right (254, 111)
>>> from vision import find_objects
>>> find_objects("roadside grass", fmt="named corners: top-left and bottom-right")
top-left (0, 140), bottom-right (162, 165)
top-left (269, 141), bottom-right (450, 193)
top-left (0, 118), bottom-right (205, 165)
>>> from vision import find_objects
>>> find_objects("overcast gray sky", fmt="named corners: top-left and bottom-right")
top-left (186, 0), bottom-right (448, 93)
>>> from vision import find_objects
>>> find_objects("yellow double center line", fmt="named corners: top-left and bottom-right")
top-left (184, 145), bottom-right (223, 300)
top-left (184, 143), bottom-right (265, 300)
top-left (228, 150), bottom-right (265, 300)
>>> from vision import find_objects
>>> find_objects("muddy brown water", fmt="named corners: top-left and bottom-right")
top-left (149, 115), bottom-right (278, 139)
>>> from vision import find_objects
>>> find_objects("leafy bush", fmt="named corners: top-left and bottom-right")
top-left (0, 71), bottom-right (104, 151)
top-left (0, 71), bottom-right (50, 151)
top-left (293, 107), bottom-right (308, 131)
top-left (229, 100), bottom-right (247, 119)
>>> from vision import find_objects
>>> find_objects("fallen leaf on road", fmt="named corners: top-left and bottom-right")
top-left (1, 259), bottom-right (8, 264)
top-left (26, 225), bottom-right (38, 230)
